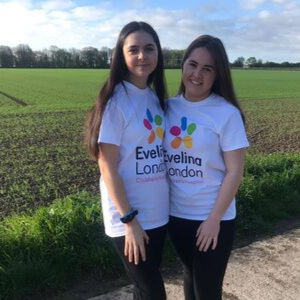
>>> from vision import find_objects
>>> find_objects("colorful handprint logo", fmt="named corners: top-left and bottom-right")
top-left (170, 117), bottom-right (196, 149)
top-left (143, 108), bottom-right (164, 144)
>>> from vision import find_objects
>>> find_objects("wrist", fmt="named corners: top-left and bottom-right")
top-left (125, 217), bottom-right (139, 228)
top-left (120, 208), bottom-right (138, 224)
top-left (208, 213), bottom-right (222, 222)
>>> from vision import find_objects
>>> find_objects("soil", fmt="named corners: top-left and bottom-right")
top-left (41, 218), bottom-right (300, 300)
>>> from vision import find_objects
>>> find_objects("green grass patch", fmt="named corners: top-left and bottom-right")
top-left (1, 69), bottom-right (299, 115)
top-left (0, 154), bottom-right (299, 299)
top-left (232, 69), bottom-right (300, 100)
top-left (0, 192), bottom-right (121, 300)
top-left (0, 110), bottom-right (98, 218)
top-left (236, 153), bottom-right (300, 236)
top-left (0, 69), bottom-right (108, 113)
top-left (1, 69), bottom-right (300, 217)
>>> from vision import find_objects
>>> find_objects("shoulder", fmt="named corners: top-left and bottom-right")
top-left (102, 83), bottom-right (129, 119)
top-left (165, 95), bottom-right (182, 116)
top-left (107, 82), bottom-right (132, 114)
top-left (111, 82), bottom-right (128, 103)
top-left (211, 94), bottom-right (242, 119)
top-left (205, 94), bottom-right (245, 135)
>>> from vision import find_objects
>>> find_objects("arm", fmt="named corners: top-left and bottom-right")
top-left (98, 143), bottom-right (149, 264)
top-left (196, 148), bottom-right (246, 251)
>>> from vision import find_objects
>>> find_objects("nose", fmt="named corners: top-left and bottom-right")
top-left (138, 50), bottom-right (146, 60)
top-left (194, 67), bottom-right (203, 78)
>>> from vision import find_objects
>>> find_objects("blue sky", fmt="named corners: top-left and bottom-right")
top-left (0, 0), bottom-right (300, 62)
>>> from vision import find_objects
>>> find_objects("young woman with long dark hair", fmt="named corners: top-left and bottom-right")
top-left (85, 21), bottom-right (168, 300)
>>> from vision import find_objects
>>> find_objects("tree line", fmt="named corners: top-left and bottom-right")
top-left (0, 44), bottom-right (299, 69)
top-left (230, 56), bottom-right (300, 68)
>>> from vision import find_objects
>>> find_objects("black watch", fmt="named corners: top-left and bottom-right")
top-left (120, 209), bottom-right (138, 224)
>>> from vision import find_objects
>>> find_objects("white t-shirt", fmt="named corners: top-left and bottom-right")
top-left (164, 93), bottom-right (249, 220)
top-left (98, 81), bottom-right (169, 237)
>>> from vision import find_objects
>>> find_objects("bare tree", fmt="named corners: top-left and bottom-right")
top-left (0, 45), bottom-right (15, 67)
top-left (14, 44), bottom-right (35, 67)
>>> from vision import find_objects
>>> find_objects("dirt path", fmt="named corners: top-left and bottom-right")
top-left (88, 227), bottom-right (300, 300)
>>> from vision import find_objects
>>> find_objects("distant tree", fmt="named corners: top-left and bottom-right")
top-left (264, 61), bottom-right (279, 68)
top-left (34, 49), bottom-right (51, 67)
top-left (14, 44), bottom-right (35, 67)
top-left (55, 49), bottom-right (71, 68)
top-left (162, 48), bottom-right (172, 67)
top-left (232, 56), bottom-right (245, 67)
top-left (171, 49), bottom-right (184, 68)
top-left (254, 59), bottom-right (263, 67)
top-left (163, 48), bottom-right (184, 68)
top-left (99, 47), bottom-right (112, 67)
top-left (245, 57), bottom-right (257, 67)
top-left (81, 47), bottom-right (99, 68)
top-left (0, 45), bottom-right (15, 67)
top-left (281, 61), bottom-right (292, 68)
top-left (48, 46), bottom-right (60, 67)
top-left (69, 48), bottom-right (81, 68)
top-left (4, 42), bottom-right (300, 69)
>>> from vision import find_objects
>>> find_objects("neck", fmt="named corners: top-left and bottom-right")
top-left (126, 75), bottom-right (148, 89)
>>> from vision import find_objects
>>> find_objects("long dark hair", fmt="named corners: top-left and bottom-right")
top-left (85, 21), bottom-right (167, 161)
top-left (178, 35), bottom-right (245, 122)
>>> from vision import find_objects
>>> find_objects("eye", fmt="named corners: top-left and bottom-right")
top-left (188, 62), bottom-right (197, 68)
top-left (129, 48), bottom-right (138, 54)
top-left (145, 46), bottom-right (155, 52)
top-left (203, 67), bottom-right (211, 72)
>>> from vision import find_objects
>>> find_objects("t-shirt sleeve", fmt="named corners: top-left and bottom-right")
top-left (98, 101), bottom-right (125, 146)
top-left (220, 110), bottom-right (249, 152)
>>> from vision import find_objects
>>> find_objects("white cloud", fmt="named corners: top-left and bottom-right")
top-left (125, 0), bottom-right (148, 9)
top-left (239, 0), bottom-right (266, 10)
top-left (0, 1), bottom-right (47, 45)
top-left (0, 0), bottom-right (299, 62)
top-left (258, 10), bottom-right (271, 18)
top-left (272, 0), bottom-right (288, 4)
top-left (71, 6), bottom-right (110, 21)
top-left (41, 0), bottom-right (75, 11)
top-left (229, 4), bottom-right (300, 62)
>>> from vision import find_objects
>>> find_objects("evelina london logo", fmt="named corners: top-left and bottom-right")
top-left (170, 117), bottom-right (196, 149)
top-left (143, 108), bottom-right (164, 144)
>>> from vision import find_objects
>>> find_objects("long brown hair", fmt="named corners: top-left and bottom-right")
top-left (85, 21), bottom-right (167, 161)
top-left (178, 35), bottom-right (245, 122)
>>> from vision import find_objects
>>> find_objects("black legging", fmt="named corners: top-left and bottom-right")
top-left (169, 216), bottom-right (235, 300)
top-left (110, 224), bottom-right (168, 300)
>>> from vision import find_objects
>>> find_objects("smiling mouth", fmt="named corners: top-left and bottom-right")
top-left (191, 80), bottom-right (202, 85)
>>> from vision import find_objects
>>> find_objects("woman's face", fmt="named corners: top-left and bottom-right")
top-left (122, 30), bottom-right (158, 89)
top-left (182, 47), bottom-right (217, 102)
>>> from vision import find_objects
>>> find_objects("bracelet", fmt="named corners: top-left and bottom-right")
top-left (120, 208), bottom-right (138, 224)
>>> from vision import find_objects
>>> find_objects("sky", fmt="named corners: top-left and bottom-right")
top-left (0, 0), bottom-right (300, 63)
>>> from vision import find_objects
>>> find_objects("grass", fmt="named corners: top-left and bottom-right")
top-left (0, 153), bottom-right (300, 299)
top-left (0, 68), bottom-right (300, 299)
top-left (232, 69), bottom-right (300, 100)
top-left (0, 69), bottom-right (108, 113)
top-left (0, 193), bottom-right (121, 300)
top-left (236, 153), bottom-right (300, 236)
top-left (1, 69), bottom-right (300, 218)
top-left (0, 110), bottom-right (99, 218)
top-left (1, 69), bottom-right (300, 114)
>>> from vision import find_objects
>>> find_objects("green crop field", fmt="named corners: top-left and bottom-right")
top-left (0, 68), bottom-right (300, 218)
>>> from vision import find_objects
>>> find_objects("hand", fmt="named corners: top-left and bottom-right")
top-left (196, 216), bottom-right (220, 252)
top-left (124, 218), bottom-right (149, 265)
